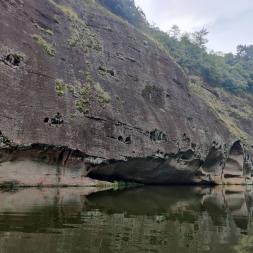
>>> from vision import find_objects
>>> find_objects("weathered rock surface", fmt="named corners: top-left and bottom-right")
top-left (0, 143), bottom-right (112, 187)
top-left (0, 0), bottom-right (253, 185)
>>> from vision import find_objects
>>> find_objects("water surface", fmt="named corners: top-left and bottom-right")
top-left (0, 186), bottom-right (253, 253)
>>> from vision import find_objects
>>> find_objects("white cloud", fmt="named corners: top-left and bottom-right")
top-left (135, 0), bottom-right (253, 52)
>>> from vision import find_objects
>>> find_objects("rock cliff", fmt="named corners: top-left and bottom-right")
top-left (0, 0), bottom-right (253, 185)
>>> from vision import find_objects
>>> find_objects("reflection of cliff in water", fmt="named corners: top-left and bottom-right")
top-left (0, 186), bottom-right (253, 253)
top-left (85, 186), bottom-right (253, 253)
top-left (87, 186), bottom-right (253, 227)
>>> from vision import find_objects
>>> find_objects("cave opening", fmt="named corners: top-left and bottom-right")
top-left (5, 54), bottom-right (23, 66)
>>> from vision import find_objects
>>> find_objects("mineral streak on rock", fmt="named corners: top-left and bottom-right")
top-left (1, 0), bottom-right (253, 186)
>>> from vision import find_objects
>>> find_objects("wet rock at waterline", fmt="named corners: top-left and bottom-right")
top-left (0, 141), bottom-right (253, 186)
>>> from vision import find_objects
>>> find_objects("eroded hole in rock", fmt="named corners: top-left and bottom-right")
top-left (224, 174), bottom-right (241, 179)
top-left (98, 66), bottom-right (115, 77)
top-left (191, 143), bottom-right (197, 149)
top-left (125, 137), bottom-right (132, 144)
top-left (118, 136), bottom-right (124, 142)
top-left (98, 66), bottom-right (106, 72)
top-left (41, 155), bottom-right (48, 161)
top-left (44, 113), bottom-right (64, 125)
top-left (230, 140), bottom-right (244, 156)
top-left (58, 149), bottom-right (65, 164)
top-left (178, 149), bottom-right (195, 160)
top-left (5, 54), bottom-right (23, 66)
top-left (150, 129), bottom-right (167, 142)
top-left (51, 113), bottom-right (64, 125)
top-left (107, 69), bottom-right (115, 76)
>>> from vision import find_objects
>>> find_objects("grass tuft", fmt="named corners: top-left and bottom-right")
top-left (32, 34), bottom-right (55, 57)
top-left (55, 79), bottom-right (66, 96)
top-left (34, 23), bottom-right (54, 36)
top-left (54, 71), bottom-right (111, 115)
top-left (189, 79), bottom-right (249, 142)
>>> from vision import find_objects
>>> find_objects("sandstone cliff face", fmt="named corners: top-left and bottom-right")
top-left (0, 0), bottom-right (252, 185)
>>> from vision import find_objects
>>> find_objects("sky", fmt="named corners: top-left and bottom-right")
top-left (135, 0), bottom-right (253, 53)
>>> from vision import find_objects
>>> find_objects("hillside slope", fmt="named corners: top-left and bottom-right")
top-left (0, 0), bottom-right (252, 185)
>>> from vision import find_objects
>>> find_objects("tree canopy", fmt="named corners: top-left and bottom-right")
top-left (97, 0), bottom-right (253, 93)
top-left (97, 0), bottom-right (147, 27)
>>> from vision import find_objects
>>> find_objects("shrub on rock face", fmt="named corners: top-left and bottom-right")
top-left (142, 85), bottom-right (164, 107)
top-left (32, 34), bottom-right (55, 57)
top-left (75, 99), bottom-right (89, 114)
top-left (98, 0), bottom-right (253, 93)
top-left (55, 79), bottom-right (66, 96)
top-left (54, 71), bottom-right (110, 115)
top-left (97, 0), bottom-right (147, 27)
top-left (0, 131), bottom-right (11, 147)
top-left (94, 82), bottom-right (111, 104)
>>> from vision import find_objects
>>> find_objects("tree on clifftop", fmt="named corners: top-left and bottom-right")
top-left (192, 28), bottom-right (209, 48)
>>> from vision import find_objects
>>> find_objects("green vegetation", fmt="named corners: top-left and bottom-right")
top-left (32, 34), bottom-right (55, 56)
top-left (74, 81), bottom-right (92, 113)
top-left (48, 0), bottom-right (79, 20)
top-left (112, 180), bottom-right (143, 190)
top-left (141, 84), bottom-right (164, 106)
top-left (94, 82), bottom-right (111, 104)
top-left (34, 23), bottom-right (54, 36)
top-left (0, 134), bottom-right (11, 146)
top-left (55, 71), bottom-right (110, 114)
top-left (97, 0), bottom-right (147, 27)
top-left (49, 0), bottom-right (102, 52)
top-left (67, 84), bottom-right (75, 94)
top-left (75, 98), bottom-right (90, 113)
top-left (99, 0), bottom-right (253, 93)
top-left (235, 234), bottom-right (253, 253)
top-left (189, 80), bottom-right (249, 141)
top-left (82, 71), bottom-right (111, 108)
top-left (68, 19), bottom-right (102, 52)
top-left (142, 84), bottom-right (163, 95)
top-left (150, 28), bottom-right (253, 93)
top-left (55, 79), bottom-right (66, 96)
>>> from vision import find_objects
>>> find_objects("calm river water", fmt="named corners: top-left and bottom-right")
top-left (0, 186), bottom-right (252, 253)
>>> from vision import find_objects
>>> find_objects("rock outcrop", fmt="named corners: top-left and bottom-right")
top-left (0, 0), bottom-right (253, 185)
